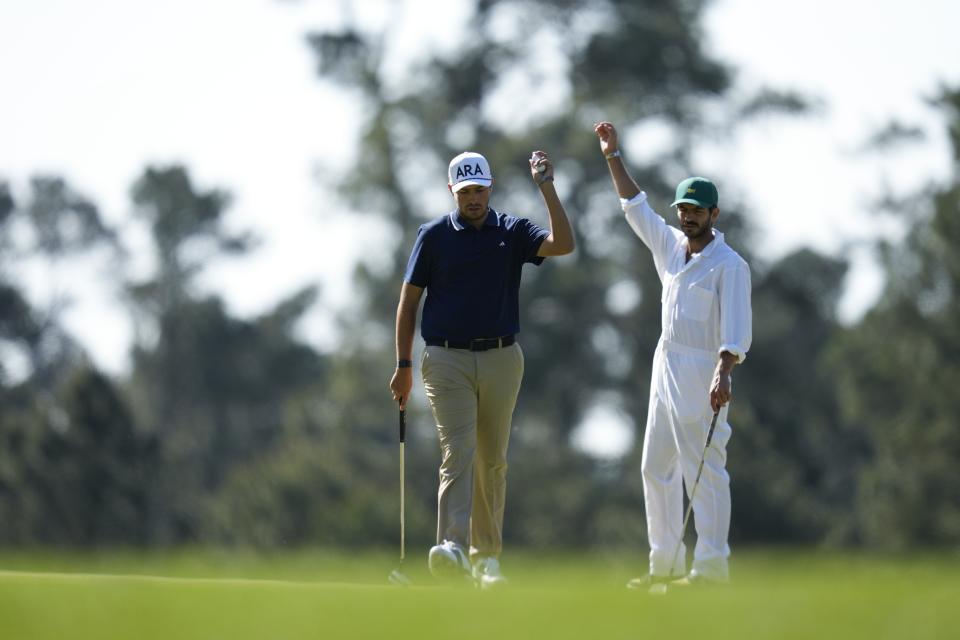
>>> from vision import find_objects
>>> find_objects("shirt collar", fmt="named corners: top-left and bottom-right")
top-left (686, 229), bottom-right (725, 259)
top-left (450, 208), bottom-right (499, 231)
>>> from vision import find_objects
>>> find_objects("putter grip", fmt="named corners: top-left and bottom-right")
top-left (399, 408), bottom-right (406, 443)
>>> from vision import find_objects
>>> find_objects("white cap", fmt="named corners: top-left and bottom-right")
top-left (448, 151), bottom-right (493, 193)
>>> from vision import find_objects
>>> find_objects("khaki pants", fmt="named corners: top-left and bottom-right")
top-left (421, 342), bottom-right (524, 559)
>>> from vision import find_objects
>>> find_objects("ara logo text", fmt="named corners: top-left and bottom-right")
top-left (456, 163), bottom-right (485, 180)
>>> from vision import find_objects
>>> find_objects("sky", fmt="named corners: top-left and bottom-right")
top-left (2, 0), bottom-right (959, 455)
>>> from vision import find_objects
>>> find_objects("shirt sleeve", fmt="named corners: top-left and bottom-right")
top-left (718, 262), bottom-right (752, 362)
top-left (621, 191), bottom-right (682, 279)
top-left (404, 225), bottom-right (432, 287)
top-left (515, 218), bottom-right (549, 265)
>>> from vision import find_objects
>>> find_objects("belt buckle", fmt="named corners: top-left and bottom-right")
top-left (470, 338), bottom-right (487, 352)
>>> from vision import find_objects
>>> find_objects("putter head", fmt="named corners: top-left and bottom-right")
top-left (388, 569), bottom-right (412, 587)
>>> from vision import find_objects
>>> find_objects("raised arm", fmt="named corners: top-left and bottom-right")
top-left (594, 121), bottom-right (641, 200)
top-left (594, 121), bottom-right (679, 276)
top-left (530, 150), bottom-right (575, 257)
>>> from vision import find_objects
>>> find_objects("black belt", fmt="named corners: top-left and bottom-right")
top-left (425, 335), bottom-right (515, 351)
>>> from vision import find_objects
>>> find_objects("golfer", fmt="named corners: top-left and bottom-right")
top-left (594, 122), bottom-right (752, 586)
top-left (389, 150), bottom-right (574, 588)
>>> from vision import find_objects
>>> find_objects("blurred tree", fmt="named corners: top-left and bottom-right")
top-left (301, 0), bottom-right (805, 550)
top-left (828, 87), bottom-right (960, 548)
top-left (14, 0), bottom-right (946, 552)
top-left (24, 176), bottom-right (116, 255)
top-left (0, 176), bottom-right (115, 389)
top-left (127, 166), bottom-right (250, 315)
top-left (123, 166), bottom-right (328, 544)
top-left (0, 368), bottom-right (157, 546)
top-left (0, 177), bottom-right (140, 545)
top-left (729, 249), bottom-right (866, 545)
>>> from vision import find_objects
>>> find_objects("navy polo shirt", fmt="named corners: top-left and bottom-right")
top-left (404, 208), bottom-right (549, 341)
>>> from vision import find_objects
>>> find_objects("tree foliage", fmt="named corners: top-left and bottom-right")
top-left (826, 88), bottom-right (960, 548)
top-left (0, 3), bottom-right (957, 552)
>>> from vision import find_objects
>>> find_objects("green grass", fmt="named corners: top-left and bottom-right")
top-left (1, 548), bottom-right (958, 639)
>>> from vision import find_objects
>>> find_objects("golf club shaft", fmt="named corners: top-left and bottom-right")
top-left (399, 406), bottom-right (406, 564)
top-left (668, 409), bottom-right (720, 577)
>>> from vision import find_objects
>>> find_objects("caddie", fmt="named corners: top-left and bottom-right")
top-left (594, 121), bottom-right (752, 587)
top-left (389, 150), bottom-right (575, 588)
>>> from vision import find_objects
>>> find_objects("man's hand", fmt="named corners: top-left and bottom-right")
top-left (594, 121), bottom-right (619, 156)
top-left (710, 351), bottom-right (739, 413)
top-left (390, 367), bottom-right (413, 410)
top-left (710, 370), bottom-right (731, 413)
top-left (529, 150), bottom-right (554, 183)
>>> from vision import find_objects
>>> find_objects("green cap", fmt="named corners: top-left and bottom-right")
top-left (670, 176), bottom-right (718, 209)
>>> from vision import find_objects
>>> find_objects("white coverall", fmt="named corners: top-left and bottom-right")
top-left (622, 192), bottom-right (752, 581)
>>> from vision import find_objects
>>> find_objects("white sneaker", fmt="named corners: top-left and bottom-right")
top-left (472, 556), bottom-right (508, 590)
top-left (428, 540), bottom-right (471, 578)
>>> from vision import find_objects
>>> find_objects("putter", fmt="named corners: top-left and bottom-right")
top-left (653, 408), bottom-right (721, 594)
top-left (388, 401), bottom-right (412, 586)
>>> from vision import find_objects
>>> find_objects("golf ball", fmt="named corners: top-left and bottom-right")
top-left (649, 583), bottom-right (667, 595)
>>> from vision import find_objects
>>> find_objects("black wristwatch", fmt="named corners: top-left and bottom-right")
top-left (397, 359), bottom-right (412, 369)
